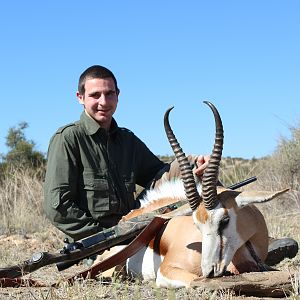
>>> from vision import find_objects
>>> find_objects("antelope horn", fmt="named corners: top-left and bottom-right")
top-left (164, 107), bottom-right (201, 211)
top-left (201, 101), bottom-right (224, 210)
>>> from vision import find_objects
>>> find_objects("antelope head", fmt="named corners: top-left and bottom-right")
top-left (164, 101), bottom-right (244, 278)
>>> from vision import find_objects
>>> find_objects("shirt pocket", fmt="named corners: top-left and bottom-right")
top-left (49, 188), bottom-right (63, 209)
top-left (83, 174), bottom-right (110, 213)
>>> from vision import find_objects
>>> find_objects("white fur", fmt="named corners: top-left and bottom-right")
top-left (156, 268), bottom-right (187, 288)
top-left (126, 246), bottom-right (163, 281)
top-left (139, 179), bottom-right (202, 207)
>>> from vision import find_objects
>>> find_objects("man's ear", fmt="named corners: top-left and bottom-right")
top-left (76, 91), bottom-right (84, 105)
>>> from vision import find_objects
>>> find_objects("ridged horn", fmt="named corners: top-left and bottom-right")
top-left (201, 101), bottom-right (224, 210)
top-left (164, 107), bottom-right (201, 211)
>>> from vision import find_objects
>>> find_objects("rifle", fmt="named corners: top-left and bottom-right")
top-left (0, 200), bottom-right (188, 279)
top-left (0, 176), bottom-right (256, 280)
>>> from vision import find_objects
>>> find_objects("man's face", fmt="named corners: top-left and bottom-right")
top-left (77, 77), bottom-right (119, 130)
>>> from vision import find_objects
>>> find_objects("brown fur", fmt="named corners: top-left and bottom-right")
top-left (195, 204), bottom-right (209, 224)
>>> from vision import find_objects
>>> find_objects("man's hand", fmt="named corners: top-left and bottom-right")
top-left (194, 155), bottom-right (210, 178)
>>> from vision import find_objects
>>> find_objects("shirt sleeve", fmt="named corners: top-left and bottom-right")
top-left (133, 135), bottom-right (167, 187)
top-left (43, 131), bottom-right (102, 240)
top-left (149, 155), bottom-right (198, 187)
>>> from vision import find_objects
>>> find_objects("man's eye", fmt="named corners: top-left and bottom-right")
top-left (107, 91), bottom-right (116, 97)
top-left (90, 93), bottom-right (100, 98)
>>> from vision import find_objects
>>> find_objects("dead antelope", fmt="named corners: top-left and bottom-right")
top-left (123, 101), bottom-right (288, 288)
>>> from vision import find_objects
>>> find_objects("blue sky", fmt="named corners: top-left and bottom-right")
top-left (0, 1), bottom-right (299, 159)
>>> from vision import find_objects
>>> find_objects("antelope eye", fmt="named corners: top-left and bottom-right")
top-left (219, 216), bottom-right (230, 231)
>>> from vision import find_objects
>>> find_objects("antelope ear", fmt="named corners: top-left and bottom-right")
top-left (218, 189), bottom-right (241, 203)
top-left (235, 188), bottom-right (289, 207)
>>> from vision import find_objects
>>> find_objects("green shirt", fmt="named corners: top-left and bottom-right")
top-left (43, 112), bottom-right (165, 240)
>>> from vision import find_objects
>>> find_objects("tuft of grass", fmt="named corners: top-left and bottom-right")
top-left (219, 157), bottom-right (259, 187)
top-left (289, 271), bottom-right (300, 299)
top-left (0, 165), bottom-right (48, 235)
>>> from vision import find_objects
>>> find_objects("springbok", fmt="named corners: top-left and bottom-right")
top-left (121, 101), bottom-right (288, 288)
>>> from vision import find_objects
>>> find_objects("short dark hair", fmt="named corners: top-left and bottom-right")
top-left (78, 65), bottom-right (119, 95)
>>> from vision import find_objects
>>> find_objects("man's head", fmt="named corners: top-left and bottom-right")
top-left (78, 65), bottom-right (120, 95)
top-left (77, 65), bottom-right (120, 130)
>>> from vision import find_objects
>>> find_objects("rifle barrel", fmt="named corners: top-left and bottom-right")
top-left (228, 176), bottom-right (257, 190)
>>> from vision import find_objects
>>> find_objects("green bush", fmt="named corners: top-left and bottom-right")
top-left (1, 122), bottom-right (46, 170)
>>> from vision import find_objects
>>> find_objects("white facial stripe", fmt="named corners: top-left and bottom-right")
top-left (198, 203), bottom-right (245, 277)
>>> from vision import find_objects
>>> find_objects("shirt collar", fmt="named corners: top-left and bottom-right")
top-left (80, 111), bottom-right (119, 136)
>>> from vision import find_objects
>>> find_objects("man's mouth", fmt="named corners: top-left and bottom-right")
top-left (97, 108), bottom-right (110, 113)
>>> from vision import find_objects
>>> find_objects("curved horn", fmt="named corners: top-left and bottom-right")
top-left (164, 107), bottom-right (201, 211)
top-left (201, 101), bottom-right (224, 210)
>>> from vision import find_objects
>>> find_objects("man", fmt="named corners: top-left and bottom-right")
top-left (43, 65), bottom-right (297, 267)
top-left (43, 65), bottom-right (208, 241)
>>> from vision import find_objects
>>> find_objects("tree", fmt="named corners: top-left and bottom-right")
top-left (2, 122), bottom-right (45, 169)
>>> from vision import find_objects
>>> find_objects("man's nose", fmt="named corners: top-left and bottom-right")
top-left (97, 94), bottom-right (108, 105)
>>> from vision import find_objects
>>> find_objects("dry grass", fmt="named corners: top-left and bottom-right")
top-left (0, 165), bottom-right (49, 235)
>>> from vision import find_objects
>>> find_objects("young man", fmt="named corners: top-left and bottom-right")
top-left (43, 65), bottom-right (209, 241)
